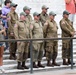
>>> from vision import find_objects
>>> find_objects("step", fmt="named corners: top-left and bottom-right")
top-left (1, 60), bottom-right (76, 74)
top-left (3, 48), bottom-right (76, 60)
top-left (4, 65), bottom-right (76, 74)
top-left (3, 54), bottom-right (76, 65)
top-left (3, 59), bottom-right (76, 70)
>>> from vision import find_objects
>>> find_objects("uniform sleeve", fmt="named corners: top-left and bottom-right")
top-left (40, 14), bottom-right (46, 24)
top-left (14, 22), bottom-right (19, 39)
top-left (43, 21), bottom-right (49, 37)
top-left (60, 20), bottom-right (72, 36)
top-left (30, 15), bottom-right (32, 22)
top-left (29, 22), bottom-right (34, 38)
top-left (7, 13), bottom-right (13, 33)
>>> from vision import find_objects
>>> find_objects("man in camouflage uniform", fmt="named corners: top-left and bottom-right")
top-left (60, 10), bottom-right (75, 65)
top-left (14, 12), bottom-right (29, 69)
top-left (40, 5), bottom-right (49, 26)
top-left (23, 6), bottom-right (32, 24)
top-left (40, 5), bottom-right (49, 56)
top-left (23, 6), bottom-right (32, 58)
top-left (7, 3), bottom-right (19, 60)
top-left (44, 11), bottom-right (60, 66)
top-left (30, 12), bottom-right (44, 68)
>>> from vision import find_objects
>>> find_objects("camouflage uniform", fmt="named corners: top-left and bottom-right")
top-left (23, 6), bottom-right (32, 58)
top-left (40, 5), bottom-right (49, 57)
top-left (40, 12), bottom-right (48, 26)
top-left (26, 14), bottom-right (32, 24)
top-left (60, 18), bottom-right (74, 59)
top-left (14, 12), bottom-right (29, 69)
top-left (7, 9), bottom-right (18, 59)
top-left (30, 20), bottom-right (44, 62)
top-left (14, 20), bottom-right (29, 62)
top-left (44, 19), bottom-right (58, 61)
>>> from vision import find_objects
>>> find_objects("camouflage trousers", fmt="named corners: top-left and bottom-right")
top-left (17, 42), bottom-right (29, 62)
top-left (32, 42), bottom-right (44, 62)
top-left (46, 41), bottom-right (58, 61)
top-left (9, 36), bottom-right (17, 54)
top-left (62, 40), bottom-right (71, 59)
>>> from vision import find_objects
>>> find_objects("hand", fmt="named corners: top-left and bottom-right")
top-left (1, 30), bottom-right (5, 33)
top-left (17, 42), bottom-right (21, 45)
top-left (10, 33), bottom-right (14, 36)
top-left (71, 32), bottom-right (75, 37)
top-left (7, 17), bottom-right (11, 21)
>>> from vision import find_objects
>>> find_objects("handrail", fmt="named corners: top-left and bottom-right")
top-left (0, 37), bottom-right (75, 74)
top-left (0, 37), bottom-right (76, 42)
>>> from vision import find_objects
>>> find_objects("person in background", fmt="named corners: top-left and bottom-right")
top-left (23, 6), bottom-right (32, 58)
top-left (7, 3), bottom-right (18, 60)
top-left (40, 5), bottom-right (49, 57)
top-left (65, 0), bottom-right (76, 23)
top-left (23, 6), bottom-right (32, 24)
top-left (40, 5), bottom-right (49, 26)
top-left (0, 19), bottom-right (6, 73)
top-left (2, 0), bottom-right (11, 50)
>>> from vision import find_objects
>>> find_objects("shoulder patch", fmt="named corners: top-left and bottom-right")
top-left (44, 21), bottom-right (48, 26)
top-left (61, 21), bottom-right (65, 24)
top-left (30, 24), bottom-right (33, 30)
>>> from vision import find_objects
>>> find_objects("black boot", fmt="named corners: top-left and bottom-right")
top-left (17, 62), bottom-right (24, 69)
top-left (47, 60), bottom-right (54, 67)
top-left (33, 62), bottom-right (39, 68)
top-left (63, 59), bottom-right (69, 65)
top-left (52, 59), bottom-right (60, 66)
top-left (22, 61), bottom-right (29, 69)
top-left (13, 53), bottom-right (17, 60)
top-left (68, 59), bottom-right (75, 65)
top-left (37, 61), bottom-right (45, 68)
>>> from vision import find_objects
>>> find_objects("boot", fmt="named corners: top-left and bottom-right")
top-left (52, 59), bottom-right (60, 66)
top-left (33, 62), bottom-right (39, 68)
top-left (63, 59), bottom-right (69, 65)
top-left (37, 61), bottom-right (45, 68)
top-left (22, 61), bottom-right (29, 69)
top-left (13, 53), bottom-right (17, 60)
top-left (47, 60), bottom-right (54, 67)
top-left (17, 62), bottom-right (24, 69)
top-left (68, 59), bottom-right (75, 65)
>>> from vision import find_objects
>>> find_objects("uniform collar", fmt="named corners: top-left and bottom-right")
top-left (63, 18), bottom-right (69, 21)
top-left (10, 10), bottom-right (16, 14)
top-left (41, 12), bottom-right (47, 16)
top-left (34, 19), bottom-right (39, 23)
top-left (49, 18), bottom-right (54, 22)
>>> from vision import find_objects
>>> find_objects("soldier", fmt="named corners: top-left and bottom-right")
top-left (14, 12), bottom-right (29, 69)
top-left (44, 11), bottom-right (60, 66)
top-left (40, 5), bottom-right (49, 56)
top-left (23, 6), bottom-right (32, 58)
top-left (23, 6), bottom-right (32, 24)
top-left (60, 10), bottom-right (75, 65)
top-left (40, 5), bottom-right (49, 26)
top-left (7, 3), bottom-right (19, 60)
top-left (30, 12), bottom-right (44, 68)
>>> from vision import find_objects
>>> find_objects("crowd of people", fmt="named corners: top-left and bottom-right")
top-left (0, 0), bottom-right (76, 73)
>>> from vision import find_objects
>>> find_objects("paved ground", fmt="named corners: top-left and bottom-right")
top-left (1, 69), bottom-right (76, 75)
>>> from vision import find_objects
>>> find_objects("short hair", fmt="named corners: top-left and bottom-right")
top-left (4, 0), bottom-right (11, 5)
